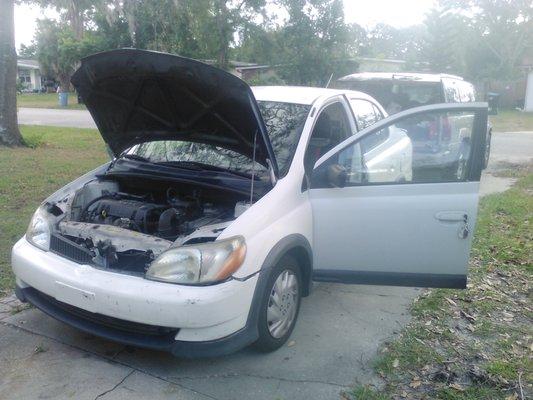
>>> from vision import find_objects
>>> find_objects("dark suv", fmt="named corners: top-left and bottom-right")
top-left (336, 72), bottom-right (492, 168)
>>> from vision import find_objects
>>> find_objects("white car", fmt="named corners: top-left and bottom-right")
top-left (12, 49), bottom-right (488, 357)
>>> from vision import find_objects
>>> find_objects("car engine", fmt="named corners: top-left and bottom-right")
top-left (48, 178), bottom-right (245, 273)
top-left (70, 180), bottom-right (233, 240)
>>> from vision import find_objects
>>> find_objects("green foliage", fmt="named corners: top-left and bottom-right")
top-left (435, 385), bottom-right (502, 400)
top-left (0, 125), bottom-right (107, 294)
top-left (350, 386), bottom-right (389, 400)
top-left (35, 18), bottom-right (109, 91)
top-left (26, 0), bottom-right (532, 86)
top-left (16, 81), bottom-right (27, 93)
top-left (432, 0), bottom-right (533, 79)
top-left (17, 92), bottom-right (86, 110)
top-left (272, 0), bottom-right (360, 85)
top-left (18, 43), bottom-right (37, 58)
top-left (245, 73), bottom-right (285, 86)
top-left (22, 132), bottom-right (46, 148)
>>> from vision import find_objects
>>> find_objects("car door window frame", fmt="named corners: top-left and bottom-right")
top-left (347, 97), bottom-right (382, 132)
top-left (311, 103), bottom-right (488, 189)
top-left (303, 96), bottom-right (356, 173)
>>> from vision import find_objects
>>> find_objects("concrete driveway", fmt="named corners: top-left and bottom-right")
top-left (2, 108), bottom-right (531, 399)
top-left (0, 285), bottom-right (417, 399)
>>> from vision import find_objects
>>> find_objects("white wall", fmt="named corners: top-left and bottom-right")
top-left (30, 69), bottom-right (41, 90)
top-left (525, 71), bottom-right (533, 112)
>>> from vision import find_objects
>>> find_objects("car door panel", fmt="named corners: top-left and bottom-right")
top-left (310, 181), bottom-right (477, 287)
top-left (309, 103), bottom-right (488, 288)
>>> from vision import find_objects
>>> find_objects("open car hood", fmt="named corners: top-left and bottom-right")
top-left (71, 49), bottom-right (277, 174)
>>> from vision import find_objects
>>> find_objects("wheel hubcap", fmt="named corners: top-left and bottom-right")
top-left (267, 270), bottom-right (299, 339)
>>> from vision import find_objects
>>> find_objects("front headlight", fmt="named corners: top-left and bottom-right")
top-left (26, 206), bottom-right (52, 251)
top-left (145, 236), bottom-right (246, 285)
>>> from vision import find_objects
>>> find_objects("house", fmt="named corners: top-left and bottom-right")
top-left (521, 54), bottom-right (533, 112)
top-left (16, 59), bottom-right (42, 91)
top-left (230, 57), bottom-right (431, 82)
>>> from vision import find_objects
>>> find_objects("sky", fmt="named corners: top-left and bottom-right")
top-left (14, 0), bottom-right (436, 49)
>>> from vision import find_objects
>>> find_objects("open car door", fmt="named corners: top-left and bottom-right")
top-left (309, 103), bottom-right (488, 288)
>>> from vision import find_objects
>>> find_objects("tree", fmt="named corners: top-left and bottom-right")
top-left (29, 0), bottom-right (95, 39)
top-left (18, 43), bottom-right (38, 58)
top-left (273, 0), bottom-right (360, 85)
top-left (363, 23), bottom-right (427, 62)
top-left (423, 9), bottom-right (472, 74)
top-left (0, 0), bottom-right (24, 146)
top-left (35, 19), bottom-right (107, 92)
top-left (436, 0), bottom-right (533, 79)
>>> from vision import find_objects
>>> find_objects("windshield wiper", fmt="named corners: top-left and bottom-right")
top-left (160, 161), bottom-right (258, 179)
top-left (121, 154), bottom-right (152, 163)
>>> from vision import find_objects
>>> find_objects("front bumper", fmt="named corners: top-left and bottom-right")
top-left (12, 238), bottom-right (259, 356)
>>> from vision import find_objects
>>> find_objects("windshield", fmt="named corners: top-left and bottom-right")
top-left (258, 101), bottom-right (310, 176)
top-left (339, 80), bottom-right (444, 115)
top-left (126, 100), bottom-right (310, 177)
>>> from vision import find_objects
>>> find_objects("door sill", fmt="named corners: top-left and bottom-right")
top-left (312, 270), bottom-right (466, 289)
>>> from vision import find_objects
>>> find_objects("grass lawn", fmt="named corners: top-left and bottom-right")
top-left (490, 109), bottom-right (533, 132)
top-left (349, 168), bottom-right (532, 399)
top-left (17, 92), bottom-right (86, 110)
top-left (0, 125), bottom-right (107, 294)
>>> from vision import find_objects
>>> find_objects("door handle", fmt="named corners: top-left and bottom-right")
top-left (435, 211), bottom-right (468, 222)
top-left (436, 212), bottom-right (470, 239)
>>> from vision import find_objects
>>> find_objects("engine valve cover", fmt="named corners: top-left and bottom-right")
top-left (88, 199), bottom-right (168, 235)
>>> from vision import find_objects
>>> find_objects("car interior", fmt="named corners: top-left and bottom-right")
top-left (304, 102), bottom-right (352, 170)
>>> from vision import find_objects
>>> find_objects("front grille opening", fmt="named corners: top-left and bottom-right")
top-left (50, 234), bottom-right (152, 274)
top-left (50, 234), bottom-right (94, 264)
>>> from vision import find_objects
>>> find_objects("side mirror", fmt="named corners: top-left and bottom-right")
top-left (326, 164), bottom-right (347, 188)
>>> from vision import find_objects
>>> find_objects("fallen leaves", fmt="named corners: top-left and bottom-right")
top-left (445, 297), bottom-right (457, 307)
top-left (448, 382), bottom-right (465, 391)
top-left (409, 378), bottom-right (422, 388)
top-left (460, 310), bottom-right (477, 323)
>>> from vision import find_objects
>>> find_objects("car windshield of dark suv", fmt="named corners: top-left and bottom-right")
top-left (125, 101), bottom-right (310, 178)
top-left (340, 80), bottom-right (444, 115)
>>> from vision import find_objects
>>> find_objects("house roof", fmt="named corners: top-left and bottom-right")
top-left (17, 59), bottom-right (40, 70)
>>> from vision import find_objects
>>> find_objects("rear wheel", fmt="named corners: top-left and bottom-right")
top-left (253, 255), bottom-right (302, 352)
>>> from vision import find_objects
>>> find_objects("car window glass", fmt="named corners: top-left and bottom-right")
top-left (457, 81), bottom-right (476, 102)
top-left (129, 141), bottom-right (268, 176)
top-left (326, 110), bottom-right (475, 185)
top-left (257, 101), bottom-right (311, 177)
top-left (128, 100), bottom-right (310, 178)
top-left (444, 81), bottom-right (461, 103)
top-left (342, 81), bottom-right (444, 114)
top-left (350, 99), bottom-right (378, 130)
top-left (305, 102), bottom-right (352, 170)
top-left (372, 104), bottom-right (384, 120)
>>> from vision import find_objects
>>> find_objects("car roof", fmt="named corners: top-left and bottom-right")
top-left (338, 72), bottom-right (464, 83)
top-left (252, 85), bottom-right (378, 106)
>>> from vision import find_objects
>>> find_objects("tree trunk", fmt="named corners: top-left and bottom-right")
top-left (0, 0), bottom-right (24, 146)
top-left (215, 0), bottom-right (230, 69)
top-left (66, 1), bottom-right (84, 40)
top-left (58, 73), bottom-right (71, 93)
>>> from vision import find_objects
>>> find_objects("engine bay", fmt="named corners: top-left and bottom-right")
top-left (48, 176), bottom-right (249, 273)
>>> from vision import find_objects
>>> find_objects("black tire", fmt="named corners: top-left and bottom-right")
top-left (253, 255), bottom-right (302, 352)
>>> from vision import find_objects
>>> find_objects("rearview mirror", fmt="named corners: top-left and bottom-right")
top-left (326, 164), bottom-right (347, 188)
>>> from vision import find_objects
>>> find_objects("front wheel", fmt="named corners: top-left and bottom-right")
top-left (253, 255), bottom-right (302, 352)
